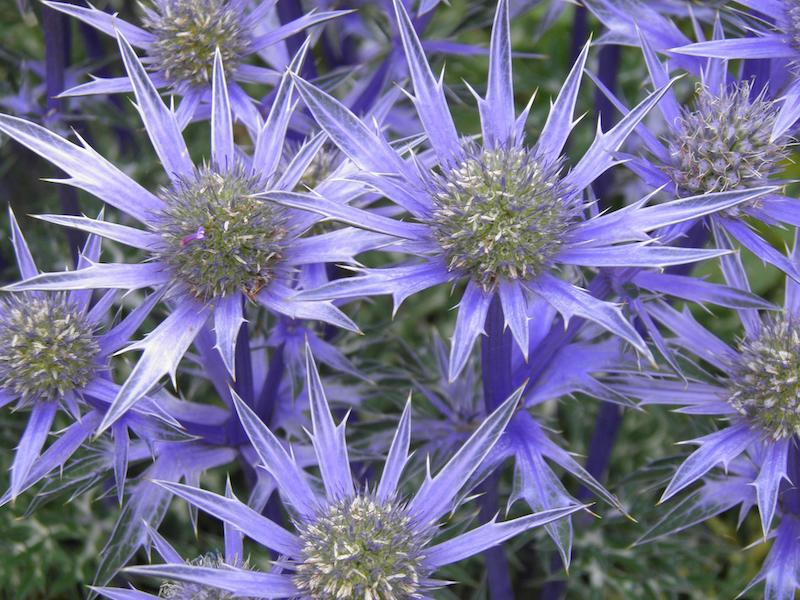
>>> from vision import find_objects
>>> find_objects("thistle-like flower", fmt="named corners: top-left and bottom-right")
top-left (609, 27), bottom-right (800, 279)
top-left (664, 82), bottom-right (787, 196)
top-left (0, 211), bottom-right (160, 502)
top-left (107, 346), bottom-right (583, 599)
top-left (0, 39), bottom-right (386, 434)
top-left (617, 227), bottom-right (800, 537)
top-left (44, 0), bottom-right (350, 129)
top-left (278, 0), bottom-right (769, 381)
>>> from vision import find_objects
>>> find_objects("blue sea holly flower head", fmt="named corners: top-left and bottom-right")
top-left (0, 38), bottom-right (386, 435)
top-left (44, 0), bottom-right (351, 130)
top-left (112, 346), bottom-right (584, 599)
top-left (618, 227), bottom-right (800, 538)
top-left (279, 0), bottom-right (772, 381)
top-left (609, 25), bottom-right (800, 280)
top-left (0, 210), bottom-right (164, 503)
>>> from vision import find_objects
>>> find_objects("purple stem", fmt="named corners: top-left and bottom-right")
top-left (569, 5), bottom-right (588, 65)
top-left (254, 340), bottom-right (286, 427)
top-left (593, 43), bottom-right (621, 213)
top-left (277, 0), bottom-right (317, 80)
top-left (785, 441), bottom-right (800, 515)
top-left (478, 294), bottom-right (514, 599)
top-left (42, 3), bottom-right (83, 265)
top-left (233, 311), bottom-right (255, 409)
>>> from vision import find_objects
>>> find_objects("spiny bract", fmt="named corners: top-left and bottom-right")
top-left (159, 553), bottom-right (253, 600)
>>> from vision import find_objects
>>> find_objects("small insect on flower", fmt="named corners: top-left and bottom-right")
top-left (180, 226), bottom-right (206, 247)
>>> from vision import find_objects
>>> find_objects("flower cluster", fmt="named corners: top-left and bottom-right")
top-left (1, 0), bottom-right (799, 598)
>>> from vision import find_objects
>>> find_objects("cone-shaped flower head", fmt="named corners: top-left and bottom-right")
top-left (727, 316), bottom-right (800, 440)
top-left (665, 82), bottom-right (788, 198)
top-left (118, 345), bottom-right (583, 598)
top-left (141, 0), bottom-right (251, 89)
top-left (0, 292), bottom-right (100, 402)
top-left (429, 142), bottom-right (577, 290)
top-left (154, 164), bottom-right (289, 301)
top-left (293, 494), bottom-right (428, 598)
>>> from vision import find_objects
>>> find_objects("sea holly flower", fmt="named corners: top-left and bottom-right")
top-left (0, 37), bottom-right (386, 434)
top-left (278, 0), bottom-right (770, 380)
top-left (44, 0), bottom-right (350, 130)
top-left (615, 227), bottom-right (800, 538)
top-left (0, 210), bottom-right (165, 502)
top-left (601, 26), bottom-right (800, 281)
top-left (110, 345), bottom-right (584, 598)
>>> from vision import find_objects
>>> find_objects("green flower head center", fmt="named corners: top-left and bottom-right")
top-left (0, 293), bottom-right (99, 402)
top-left (666, 82), bottom-right (787, 197)
top-left (157, 166), bottom-right (288, 301)
top-left (430, 144), bottom-right (574, 291)
top-left (143, 0), bottom-right (250, 88)
top-left (294, 495), bottom-right (427, 600)
top-left (728, 317), bottom-right (800, 440)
